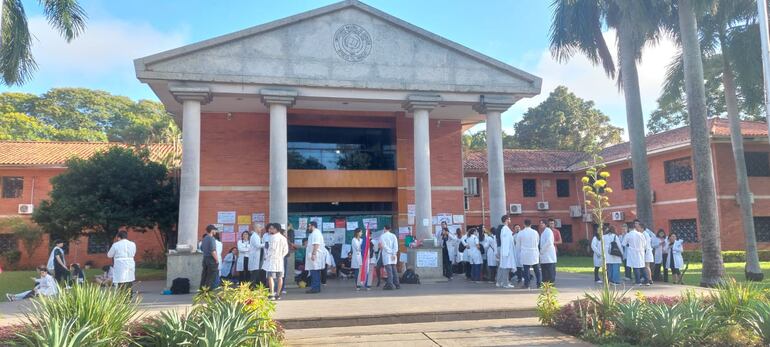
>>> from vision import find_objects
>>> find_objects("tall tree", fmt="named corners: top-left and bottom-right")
top-left (678, 0), bottom-right (725, 286)
top-left (1, 0), bottom-right (87, 85)
top-left (550, 0), bottom-right (666, 228)
top-left (461, 130), bottom-right (517, 151)
top-left (513, 86), bottom-right (623, 151)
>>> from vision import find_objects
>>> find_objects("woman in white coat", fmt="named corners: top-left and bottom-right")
top-left (603, 226), bottom-right (624, 285)
top-left (666, 232), bottom-right (684, 284)
top-left (351, 228), bottom-right (364, 290)
top-left (220, 247), bottom-right (236, 280)
top-left (107, 231), bottom-right (136, 290)
top-left (237, 231), bottom-right (251, 283)
top-left (484, 230), bottom-right (498, 283)
top-left (590, 231), bottom-right (603, 283)
top-left (465, 229), bottom-right (483, 282)
top-left (651, 229), bottom-right (665, 282)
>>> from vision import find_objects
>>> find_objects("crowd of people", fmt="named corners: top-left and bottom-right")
top-left (591, 219), bottom-right (685, 286)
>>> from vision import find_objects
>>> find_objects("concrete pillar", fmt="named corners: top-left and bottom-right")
top-left (474, 95), bottom-right (515, 227)
top-left (170, 87), bottom-right (212, 252)
top-left (261, 89), bottom-right (298, 228)
top-left (404, 95), bottom-right (441, 241)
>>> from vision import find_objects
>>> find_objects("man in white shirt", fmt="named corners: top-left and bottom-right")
top-left (496, 215), bottom-right (516, 288)
top-left (305, 221), bottom-right (326, 293)
top-left (518, 219), bottom-right (542, 289)
top-left (539, 219), bottom-right (558, 284)
top-left (380, 225), bottom-right (401, 290)
top-left (107, 230), bottom-right (136, 291)
top-left (262, 223), bottom-right (289, 300)
top-left (623, 223), bottom-right (648, 286)
top-left (248, 226), bottom-right (266, 287)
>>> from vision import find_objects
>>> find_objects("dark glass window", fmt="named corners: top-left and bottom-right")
top-left (670, 219), bottom-right (698, 243)
top-left (87, 233), bottom-right (111, 254)
top-left (523, 179), bottom-right (536, 197)
top-left (621, 168), bottom-right (634, 190)
top-left (287, 125), bottom-right (395, 170)
top-left (556, 179), bottom-right (570, 197)
top-left (665, 158), bottom-right (693, 183)
top-left (288, 202), bottom-right (393, 214)
top-left (0, 234), bottom-right (16, 253)
top-left (745, 152), bottom-right (770, 177)
top-left (560, 224), bottom-right (573, 243)
top-left (1, 177), bottom-right (23, 198)
top-left (753, 217), bottom-right (770, 242)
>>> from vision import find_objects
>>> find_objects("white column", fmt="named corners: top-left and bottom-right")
top-left (405, 95), bottom-right (441, 241)
top-left (170, 87), bottom-right (212, 252)
top-left (474, 96), bottom-right (514, 227)
top-left (261, 89), bottom-right (297, 229)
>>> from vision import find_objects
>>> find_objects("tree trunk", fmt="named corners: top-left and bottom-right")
top-left (679, 0), bottom-right (725, 287)
top-left (617, 21), bottom-right (654, 229)
top-left (720, 32), bottom-right (763, 281)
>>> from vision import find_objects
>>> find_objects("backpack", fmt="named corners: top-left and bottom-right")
top-left (400, 269), bottom-right (420, 284)
top-left (458, 241), bottom-right (466, 253)
top-left (170, 277), bottom-right (190, 295)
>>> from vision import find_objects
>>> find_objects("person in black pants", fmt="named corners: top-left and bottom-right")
top-left (440, 225), bottom-right (453, 280)
top-left (199, 225), bottom-right (220, 290)
top-left (48, 240), bottom-right (70, 284)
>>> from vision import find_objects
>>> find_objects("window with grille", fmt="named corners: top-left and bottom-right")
top-left (745, 152), bottom-right (770, 177)
top-left (87, 234), bottom-right (111, 254)
top-left (753, 217), bottom-right (770, 242)
top-left (560, 224), bottom-right (573, 243)
top-left (0, 234), bottom-right (16, 253)
top-left (670, 219), bottom-right (698, 243)
top-left (463, 177), bottom-right (479, 196)
top-left (1, 177), bottom-right (23, 198)
top-left (664, 158), bottom-right (693, 183)
top-left (523, 179), bottom-right (536, 197)
top-left (621, 168), bottom-right (634, 190)
top-left (556, 179), bottom-right (570, 197)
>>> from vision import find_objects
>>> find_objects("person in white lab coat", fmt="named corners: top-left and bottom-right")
top-left (439, 223), bottom-right (457, 280)
top-left (496, 215), bottom-right (516, 288)
top-left (653, 229), bottom-right (669, 282)
top-left (518, 219), bottom-right (542, 289)
top-left (539, 219), bottom-right (558, 284)
top-left (457, 228), bottom-right (471, 280)
top-left (237, 231), bottom-right (251, 283)
top-left (263, 223), bottom-right (289, 299)
top-left (381, 226), bottom-right (401, 290)
top-left (603, 225), bottom-right (624, 285)
top-left (220, 247), bottom-right (236, 280)
top-left (107, 231), bottom-right (136, 291)
top-left (248, 226), bottom-right (267, 288)
top-left (366, 239), bottom-right (380, 290)
top-left (513, 224), bottom-right (524, 283)
top-left (465, 228), bottom-right (483, 282)
top-left (351, 228), bottom-right (364, 289)
top-left (666, 232), bottom-right (684, 284)
top-left (636, 220), bottom-right (655, 285)
top-left (212, 234), bottom-right (223, 288)
top-left (484, 229), bottom-right (498, 283)
top-left (305, 221), bottom-right (326, 293)
top-left (623, 223), bottom-right (648, 285)
top-left (6, 266), bottom-right (58, 301)
top-left (591, 231), bottom-right (603, 283)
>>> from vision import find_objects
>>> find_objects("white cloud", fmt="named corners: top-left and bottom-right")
top-left (26, 16), bottom-right (188, 93)
top-left (498, 29), bottom-right (678, 138)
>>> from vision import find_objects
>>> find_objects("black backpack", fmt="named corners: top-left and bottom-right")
top-left (400, 269), bottom-right (420, 284)
top-left (170, 277), bottom-right (190, 295)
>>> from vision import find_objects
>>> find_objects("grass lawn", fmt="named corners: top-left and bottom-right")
top-left (559, 255), bottom-right (770, 288)
top-left (0, 267), bottom-right (165, 302)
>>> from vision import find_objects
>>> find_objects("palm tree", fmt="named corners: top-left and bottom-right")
top-left (0, 0), bottom-right (87, 86)
top-left (677, 0), bottom-right (725, 286)
top-left (550, 0), bottom-right (665, 228)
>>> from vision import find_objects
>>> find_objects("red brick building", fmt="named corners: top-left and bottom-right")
top-left (0, 142), bottom-right (178, 269)
top-left (464, 118), bottom-right (770, 251)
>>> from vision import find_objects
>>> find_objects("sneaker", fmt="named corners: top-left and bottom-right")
top-left (495, 283), bottom-right (501, 288)
top-left (365, 287), bottom-right (371, 291)
top-left (6, 294), bottom-right (14, 302)
top-left (356, 287), bottom-right (361, 291)
top-left (282, 290), bottom-right (287, 294)
top-left (503, 284), bottom-right (516, 289)
top-left (276, 295), bottom-right (282, 300)
top-left (595, 280), bottom-right (603, 284)
top-left (268, 294), bottom-right (275, 300)
top-left (645, 282), bottom-right (651, 287)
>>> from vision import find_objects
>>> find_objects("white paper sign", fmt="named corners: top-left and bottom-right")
top-left (452, 214), bottom-right (464, 224)
top-left (362, 218), bottom-right (377, 229)
top-left (238, 224), bottom-right (250, 233)
top-left (408, 215), bottom-right (414, 225)
top-left (399, 253), bottom-right (408, 263)
top-left (294, 230), bottom-right (307, 239)
top-left (217, 211), bottom-right (236, 224)
top-left (252, 213), bottom-right (265, 223)
top-left (322, 222), bottom-right (335, 231)
top-left (437, 214), bottom-right (452, 224)
top-left (422, 218), bottom-right (430, 227)
top-left (416, 251), bottom-right (438, 267)
top-left (407, 204), bottom-right (415, 216)
top-left (333, 229), bottom-right (345, 244)
top-left (347, 221), bottom-right (359, 230)
top-left (323, 233), bottom-right (335, 245)
top-left (298, 218), bottom-right (308, 230)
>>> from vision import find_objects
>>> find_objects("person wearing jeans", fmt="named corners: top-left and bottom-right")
top-left (603, 225), bottom-right (624, 285)
top-left (304, 222), bottom-right (326, 294)
top-left (518, 220), bottom-right (542, 289)
top-left (380, 226), bottom-right (401, 290)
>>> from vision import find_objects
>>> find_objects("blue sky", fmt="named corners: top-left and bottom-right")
top-left (3, 0), bottom-right (677, 135)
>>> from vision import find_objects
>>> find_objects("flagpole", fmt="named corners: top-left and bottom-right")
top-left (757, 0), bottom-right (770, 138)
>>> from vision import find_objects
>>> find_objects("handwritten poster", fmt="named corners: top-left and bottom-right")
top-left (362, 218), bottom-right (377, 229)
top-left (252, 213), bottom-right (265, 223)
top-left (416, 251), bottom-right (438, 267)
top-left (217, 211), bottom-right (236, 224)
top-left (237, 215), bottom-right (252, 225)
top-left (437, 214), bottom-right (452, 225)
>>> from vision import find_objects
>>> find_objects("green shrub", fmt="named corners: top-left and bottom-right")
top-left (702, 324), bottom-right (763, 347)
top-left (640, 304), bottom-right (693, 347)
top-left (138, 311), bottom-right (195, 346)
top-left (682, 250), bottom-right (770, 263)
top-left (711, 278), bottom-right (767, 323)
top-left (537, 282), bottom-right (560, 326)
top-left (16, 318), bottom-right (110, 347)
top-left (22, 283), bottom-right (138, 345)
top-left (615, 300), bottom-right (647, 345)
top-left (1, 249), bottom-right (21, 266)
top-left (742, 300), bottom-right (770, 345)
top-left (581, 287), bottom-right (626, 336)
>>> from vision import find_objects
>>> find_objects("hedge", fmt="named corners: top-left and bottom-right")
top-left (682, 250), bottom-right (770, 263)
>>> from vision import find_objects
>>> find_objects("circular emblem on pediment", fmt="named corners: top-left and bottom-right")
top-left (333, 24), bottom-right (372, 62)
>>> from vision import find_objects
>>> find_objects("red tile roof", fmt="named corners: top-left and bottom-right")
top-left (464, 149), bottom-right (585, 173)
top-left (0, 141), bottom-right (181, 167)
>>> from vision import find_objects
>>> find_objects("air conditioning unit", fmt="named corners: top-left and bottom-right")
top-left (583, 213), bottom-right (594, 223)
top-left (18, 204), bottom-right (34, 214)
top-left (509, 203), bottom-right (522, 215)
top-left (536, 201), bottom-right (550, 211)
top-left (569, 205), bottom-right (583, 218)
top-left (611, 211), bottom-right (625, 221)
top-left (554, 219), bottom-right (562, 228)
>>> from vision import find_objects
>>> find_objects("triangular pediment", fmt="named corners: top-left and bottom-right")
top-left (135, 0), bottom-right (541, 95)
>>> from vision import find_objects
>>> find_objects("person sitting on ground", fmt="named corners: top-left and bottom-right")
top-left (70, 263), bottom-right (85, 285)
top-left (338, 252), bottom-right (353, 278)
top-left (6, 266), bottom-right (59, 301)
top-left (94, 265), bottom-right (113, 286)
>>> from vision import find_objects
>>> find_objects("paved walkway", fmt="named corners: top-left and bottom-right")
top-left (0, 272), bottom-right (708, 328)
top-left (286, 318), bottom-right (594, 346)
